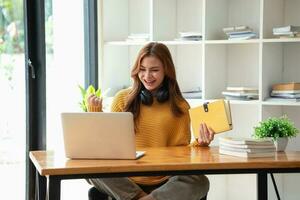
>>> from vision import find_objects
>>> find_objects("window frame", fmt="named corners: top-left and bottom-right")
top-left (24, 0), bottom-right (47, 199)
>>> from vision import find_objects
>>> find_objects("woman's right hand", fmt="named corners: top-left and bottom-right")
top-left (87, 94), bottom-right (103, 112)
top-left (197, 123), bottom-right (215, 147)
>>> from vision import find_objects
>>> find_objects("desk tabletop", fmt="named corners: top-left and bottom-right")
top-left (30, 146), bottom-right (300, 176)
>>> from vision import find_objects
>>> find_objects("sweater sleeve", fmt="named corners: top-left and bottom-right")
top-left (110, 88), bottom-right (130, 112)
top-left (87, 105), bottom-right (102, 112)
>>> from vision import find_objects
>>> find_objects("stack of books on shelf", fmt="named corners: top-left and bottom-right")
top-left (222, 87), bottom-right (258, 100)
top-left (273, 25), bottom-right (300, 38)
top-left (175, 32), bottom-right (202, 41)
top-left (266, 82), bottom-right (300, 102)
top-left (219, 137), bottom-right (276, 158)
top-left (223, 25), bottom-right (257, 40)
top-left (126, 33), bottom-right (149, 42)
top-left (182, 87), bottom-right (202, 99)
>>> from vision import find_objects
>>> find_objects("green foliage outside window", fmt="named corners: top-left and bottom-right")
top-left (0, 0), bottom-right (24, 54)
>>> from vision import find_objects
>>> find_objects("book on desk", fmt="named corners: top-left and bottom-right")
top-left (219, 137), bottom-right (276, 158)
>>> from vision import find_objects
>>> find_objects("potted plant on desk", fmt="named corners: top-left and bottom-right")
top-left (253, 116), bottom-right (299, 151)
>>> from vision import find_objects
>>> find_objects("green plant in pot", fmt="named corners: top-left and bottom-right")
top-left (253, 116), bottom-right (299, 151)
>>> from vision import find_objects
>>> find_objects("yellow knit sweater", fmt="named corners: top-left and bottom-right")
top-left (111, 88), bottom-right (194, 185)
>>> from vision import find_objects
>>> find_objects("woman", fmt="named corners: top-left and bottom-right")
top-left (87, 42), bottom-right (214, 200)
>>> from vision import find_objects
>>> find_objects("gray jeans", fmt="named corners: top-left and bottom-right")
top-left (88, 175), bottom-right (209, 200)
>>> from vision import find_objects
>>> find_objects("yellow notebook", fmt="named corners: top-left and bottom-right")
top-left (189, 99), bottom-right (232, 138)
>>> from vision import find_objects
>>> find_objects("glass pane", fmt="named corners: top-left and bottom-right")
top-left (45, 0), bottom-right (89, 198)
top-left (0, 0), bottom-right (25, 199)
top-left (45, 0), bottom-right (85, 152)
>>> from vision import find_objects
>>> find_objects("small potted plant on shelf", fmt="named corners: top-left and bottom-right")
top-left (253, 116), bottom-right (299, 151)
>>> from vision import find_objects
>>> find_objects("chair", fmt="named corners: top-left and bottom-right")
top-left (88, 187), bottom-right (207, 200)
top-left (88, 187), bottom-right (112, 200)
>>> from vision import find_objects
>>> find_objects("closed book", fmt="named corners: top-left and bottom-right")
top-left (182, 92), bottom-right (202, 99)
top-left (219, 142), bottom-right (275, 149)
top-left (279, 34), bottom-right (300, 38)
top-left (272, 90), bottom-right (300, 94)
top-left (219, 137), bottom-right (274, 145)
top-left (223, 25), bottom-right (249, 33)
top-left (270, 93), bottom-right (300, 98)
top-left (273, 31), bottom-right (296, 36)
top-left (273, 25), bottom-right (300, 33)
top-left (219, 148), bottom-right (275, 158)
top-left (228, 32), bottom-right (256, 38)
top-left (189, 100), bottom-right (232, 138)
top-left (222, 91), bottom-right (258, 100)
top-left (224, 96), bottom-right (257, 101)
top-left (226, 87), bottom-right (258, 92)
top-left (219, 145), bottom-right (275, 153)
top-left (222, 91), bottom-right (258, 97)
top-left (179, 32), bottom-right (202, 38)
top-left (225, 30), bottom-right (253, 36)
top-left (272, 82), bottom-right (300, 91)
top-left (228, 35), bottom-right (256, 40)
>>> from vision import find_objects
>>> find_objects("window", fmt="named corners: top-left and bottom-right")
top-left (0, 0), bottom-right (26, 199)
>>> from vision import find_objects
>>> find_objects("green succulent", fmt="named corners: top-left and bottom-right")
top-left (253, 116), bottom-right (299, 140)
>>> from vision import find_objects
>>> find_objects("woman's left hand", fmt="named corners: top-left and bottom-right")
top-left (197, 123), bottom-right (215, 147)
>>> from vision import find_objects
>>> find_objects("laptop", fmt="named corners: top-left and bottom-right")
top-left (61, 112), bottom-right (145, 159)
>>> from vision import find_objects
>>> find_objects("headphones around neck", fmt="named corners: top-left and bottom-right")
top-left (140, 80), bottom-right (169, 105)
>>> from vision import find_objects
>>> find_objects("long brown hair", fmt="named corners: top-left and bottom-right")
top-left (124, 42), bottom-right (185, 120)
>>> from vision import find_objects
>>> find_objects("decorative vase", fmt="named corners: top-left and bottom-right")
top-left (274, 137), bottom-right (288, 151)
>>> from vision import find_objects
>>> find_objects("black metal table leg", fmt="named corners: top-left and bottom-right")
top-left (257, 172), bottom-right (268, 200)
top-left (35, 170), bottom-right (46, 200)
top-left (270, 173), bottom-right (281, 200)
top-left (47, 176), bottom-right (61, 200)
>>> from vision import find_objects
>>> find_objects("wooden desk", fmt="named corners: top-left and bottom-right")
top-left (30, 146), bottom-right (300, 200)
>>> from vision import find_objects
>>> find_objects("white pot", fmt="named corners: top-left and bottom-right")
top-left (274, 137), bottom-right (288, 152)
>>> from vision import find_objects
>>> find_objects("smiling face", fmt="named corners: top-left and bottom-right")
top-left (138, 56), bottom-right (165, 93)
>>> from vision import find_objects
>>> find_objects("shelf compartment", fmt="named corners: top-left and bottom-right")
top-left (218, 104), bottom-right (261, 139)
top-left (186, 99), bottom-right (204, 108)
top-left (172, 45), bottom-right (203, 95)
top-left (153, 0), bottom-right (203, 41)
top-left (263, 0), bottom-right (300, 39)
top-left (205, 0), bottom-right (260, 40)
top-left (204, 43), bottom-right (259, 100)
top-left (102, 45), bottom-right (143, 96)
top-left (102, 0), bottom-right (150, 42)
top-left (261, 105), bottom-right (300, 150)
top-left (262, 43), bottom-right (300, 101)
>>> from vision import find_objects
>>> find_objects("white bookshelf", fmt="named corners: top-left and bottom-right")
top-left (98, 0), bottom-right (300, 199)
